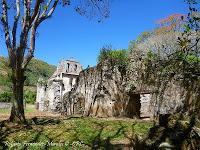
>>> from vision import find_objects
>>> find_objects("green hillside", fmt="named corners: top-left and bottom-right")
top-left (0, 56), bottom-right (56, 103)
top-left (25, 58), bottom-right (56, 86)
top-left (0, 56), bottom-right (56, 89)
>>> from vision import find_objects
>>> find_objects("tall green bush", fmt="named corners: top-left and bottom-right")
top-left (0, 92), bottom-right (12, 102)
top-left (97, 46), bottom-right (128, 69)
top-left (24, 90), bottom-right (36, 104)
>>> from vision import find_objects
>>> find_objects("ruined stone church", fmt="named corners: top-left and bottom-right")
top-left (36, 58), bottom-right (155, 118)
top-left (36, 58), bottom-right (83, 112)
top-left (36, 57), bottom-right (184, 119)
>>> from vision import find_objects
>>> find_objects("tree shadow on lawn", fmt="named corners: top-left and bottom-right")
top-left (0, 117), bottom-right (61, 150)
top-left (31, 117), bottom-right (61, 125)
top-left (0, 117), bottom-right (145, 150)
top-left (0, 120), bottom-right (29, 149)
top-left (141, 114), bottom-right (200, 150)
top-left (68, 118), bottom-right (143, 149)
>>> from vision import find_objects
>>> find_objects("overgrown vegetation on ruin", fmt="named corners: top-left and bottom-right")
top-left (98, 46), bottom-right (128, 67)
top-left (126, 0), bottom-right (200, 117)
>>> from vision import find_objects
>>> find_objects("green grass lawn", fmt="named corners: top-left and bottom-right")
top-left (0, 117), bottom-right (153, 150)
top-left (0, 108), bottom-right (10, 114)
top-left (0, 104), bottom-right (36, 114)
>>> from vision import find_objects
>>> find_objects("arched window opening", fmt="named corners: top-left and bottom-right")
top-left (67, 63), bottom-right (70, 72)
top-left (74, 64), bottom-right (77, 71)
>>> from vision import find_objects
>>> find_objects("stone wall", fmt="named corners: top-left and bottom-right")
top-left (128, 49), bottom-right (188, 117)
top-left (0, 102), bottom-right (11, 109)
top-left (36, 59), bottom-right (82, 112)
top-left (140, 94), bottom-right (152, 118)
top-left (36, 79), bottom-right (47, 111)
top-left (36, 57), bottom-right (188, 118)
top-left (62, 58), bottom-right (187, 118)
top-left (63, 61), bottom-right (153, 118)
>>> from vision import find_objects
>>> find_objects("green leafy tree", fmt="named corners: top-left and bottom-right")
top-left (24, 90), bottom-right (36, 104)
top-left (0, 91), bottom-right (12, 102)
top-left (98, 46), bottom-right (128, 70)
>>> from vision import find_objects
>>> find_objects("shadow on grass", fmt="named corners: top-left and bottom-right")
top-left (0, 117), bottom-right (61, 150)
top-left (64, 118), bottom-right (147, 149)
top-left (1, 115), bottom-right (198, 150)
top-left (31, 117), bottom-right (61, 125)
top-left (0, 120), bottom-right (25, 149)
top-left (0, 117), bottom-right (144, 149)
top-left (141, 114), bottom-right (200, 150)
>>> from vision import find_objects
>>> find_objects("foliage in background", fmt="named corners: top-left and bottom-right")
top-left (97, 46), bottom-right (129, 72)
top-left (155, 13), bottom-right (185, 34)
top-left (0, 90), bottom-right (36, 104)
top-left (25, 59), bottom-right (56, 86)
top-left (0, 57), bottom-right (54, 104)
top-left (0, 56), bottom-right (12, 87)
top-left (0, 92), bottom-right (12, 102)
top-left (24, 90), bottom-right (36, 104)
top-left (0, 57), bottom-right (56, 87)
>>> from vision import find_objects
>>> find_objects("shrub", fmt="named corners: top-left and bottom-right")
top-left (97, 46), bottom-right (128, 68)
top-left (0, 90), bottom-right (36, 104)
top-left (0, 91), bottom-right (12, 102)
top-left (24, 90), bottom-right (36, 104)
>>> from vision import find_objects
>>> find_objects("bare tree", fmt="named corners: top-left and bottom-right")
top-left (0, 0), bottom-right (109, 123)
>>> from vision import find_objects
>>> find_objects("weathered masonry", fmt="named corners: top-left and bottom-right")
top-left (36, 59), bottom-right (154, 119)
top-left (36, 58), bottom-right (82, 112)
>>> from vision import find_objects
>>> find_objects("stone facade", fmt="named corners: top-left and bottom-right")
top-left (36, 57), bottom-right (187, 119)
top-left (62, 60), bottom-right (154, 118)
top-left (36, 58), bottom-right (83, 112)
top-left (36, 58), bottom-right (154, 118)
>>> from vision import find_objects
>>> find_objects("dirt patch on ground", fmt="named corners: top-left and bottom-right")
top-left (0, 111), bottom-right (61, 121)
top-left (0, 104), bottom-right (152, 122)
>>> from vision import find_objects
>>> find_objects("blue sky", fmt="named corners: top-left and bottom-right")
top-left (0, 0), bottom-right (188, 68)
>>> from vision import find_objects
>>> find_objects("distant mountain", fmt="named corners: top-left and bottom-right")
top-left (0, 56), bottom-right (56, 87)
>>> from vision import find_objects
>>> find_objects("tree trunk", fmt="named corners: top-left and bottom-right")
top-left (9, 68), bottom-right (27, 124)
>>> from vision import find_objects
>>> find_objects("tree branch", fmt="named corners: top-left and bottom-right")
top-left (1, 0), bottom-right (11, 50)
top-left (12, 0), bottom-right (20, 49)
top-left (39, 0), bottom-right (53, 19)
top-left (23, 0), bottom-right (31, 28)
top-left (30, 0), bottom-right (42, 24)
top-left (1, 0), bottom-right (15, 67)
top-left (37, 0), bottom-right (58, 24)
top-left (19, 0), bottom-right (31, 58)
top-left (22, 0), bottom-right (59, 69)
top-left (22, 9), bottom-right (40, 69)
top-left (22, 26), bottom-right (36, 69)
top-left (47, 0), bottom-right (58, 17)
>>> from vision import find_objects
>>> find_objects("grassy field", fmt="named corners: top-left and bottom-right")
top-left (0, 104), bottom-right (36, 114)
top-left (0, 117), bottom-right (153, 150)
top-left (0, 105), bottom-right (153, 149)
top-left (1, 106), bottom-right (199, 149)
